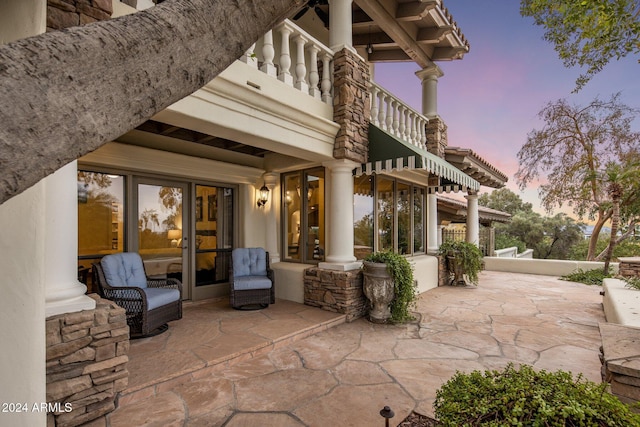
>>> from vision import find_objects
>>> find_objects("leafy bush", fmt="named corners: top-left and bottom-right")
top-left (623, 276), bottom-right (640, 290)
top-left (569, 236), bottom-right (640, 261)
top-left (561, 268), bottom-right (612, 286)
top-left (363, 251), bottom-right (416, 323)
top-left (438, 240), bottom-right (484, 285)
top-left (434, 364), bottom-right (640, 426)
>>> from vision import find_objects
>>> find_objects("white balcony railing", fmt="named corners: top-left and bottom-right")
top-left (369, 81), bottom-right (428, 150)
top-left (240, 19), bottom-right (334, 105)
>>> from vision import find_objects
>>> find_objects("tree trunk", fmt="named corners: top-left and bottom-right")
top-left (603, 196), bottom-right (621, 274)
top-left (586, 210), bottom-right (610, 260)
top-left (0, 0), bottom-right (304, 205)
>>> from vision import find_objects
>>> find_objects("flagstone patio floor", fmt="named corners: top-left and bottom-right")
top-left (87, 270), bottom-right (606, 426)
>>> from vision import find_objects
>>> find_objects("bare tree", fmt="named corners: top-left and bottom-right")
top-left (516, 93), bottom-right (640, 260)
top-left (0, 0), bottom-right (304, 205)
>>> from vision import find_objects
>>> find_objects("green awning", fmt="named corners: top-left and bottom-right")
top-left (354, 125), bottom-right (480, 191)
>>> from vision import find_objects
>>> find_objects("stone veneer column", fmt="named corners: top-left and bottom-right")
top-left (320, 159), bottom-right (360, 271)
top-left (465, 192), bottom-right (480, 246)
top-left (263, 172), bottom-right (281, 263)
top-left (45, 163), bottom-right (96, 317)
top-left (329, 0), bottom-right (354, 53)
top-left (416, 64), bottom-right (444, 119)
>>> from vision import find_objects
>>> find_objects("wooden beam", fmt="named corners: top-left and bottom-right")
top-left (396, 0), bottom-right (438, 21)
top-left (416, 26), bottom-right (452, 44)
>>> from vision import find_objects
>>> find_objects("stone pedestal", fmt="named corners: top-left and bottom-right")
top-left (600, 322), bottom-right (640, 408)
top-left (619, 257), bottom-right (640, 278)
top-left (362, 262), bottom-right (394, 323)
top-left (46, 295), bottom-right (129, 427)
top-left (304, 267), bottom-right (367, 322)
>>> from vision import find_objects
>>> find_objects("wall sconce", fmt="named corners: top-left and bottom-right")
top-left (366, 43), bottom-right (373, 55)
top-left (167, 229), bottom-right (181, 247)
top-left (257, 182), bottom-right (269, 207)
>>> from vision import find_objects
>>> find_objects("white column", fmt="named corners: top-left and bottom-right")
top-left (45, 162), bottom-right (96, 317)
top-left (427, 192), bottom-right (439, 253)
top-left (329, 0), bottom-right (354, 53)
top-left (263, 172), bottom-right (281, 263)
top-left (415, 64), bottom-right (444, 119)
top-left (319, 159), bottom-right (360, 271)
top-left (465, 192), bottom-right (480, 246)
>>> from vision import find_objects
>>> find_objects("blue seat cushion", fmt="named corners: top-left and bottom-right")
top-left (232, 248), bottom-right (267, 277)
top-left (101, 253), bottom-right (147, 288)
top-left (233, 276), bottom-right (272, 291)
top-left (143, 288), bottom-right (181, 310)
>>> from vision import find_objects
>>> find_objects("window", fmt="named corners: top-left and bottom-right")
top-left (353, 174), bottom-right (426, 257)
top-left (353, 175), bottom-right (374, 259)
top-left (77, 171), bottom-right (125, 292)
top-left (282, 168), bottom-right (325, 263)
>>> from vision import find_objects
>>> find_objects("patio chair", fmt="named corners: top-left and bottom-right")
top-left (92, 252), bottom-right (182, 337)
top-left (229, 248), bottom-right (275, 310)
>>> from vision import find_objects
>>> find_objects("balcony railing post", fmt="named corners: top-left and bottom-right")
top-left (241, 43), bottom-right (258, 68)
top-left (378, 93), bottom-right (386, 129)
top-left (385, 96), bottom-right (393, 131)
top-left (307, 45), bottom-right (321, 99)
top-left (261, 30), bottom-right (277, 77)
top-left (370, 86), bottom-right (379, 126)
top-left (398, 104), bottom-right (405, 137)
top-left (293, 35), bottom-right (309, 93)
top-left (392, 101), bottom-right (400, 136)
top-left (321, 53), bottom-right (332, 104)
top-left (278, 26), bottom-right (293, 86)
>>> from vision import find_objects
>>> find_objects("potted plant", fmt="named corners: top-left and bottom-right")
top-left (362, 251), bottom-right (416, 323)
top-left (438, 240), bottom-right (483, 286)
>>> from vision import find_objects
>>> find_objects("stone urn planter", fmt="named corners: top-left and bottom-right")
top-left (362, 261), bottom-right (395, 323)
top-left (446, 255), bottom-right (467, 286)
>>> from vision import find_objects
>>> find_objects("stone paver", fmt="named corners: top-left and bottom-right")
top-left (105, 271), bottom-right (606, 426)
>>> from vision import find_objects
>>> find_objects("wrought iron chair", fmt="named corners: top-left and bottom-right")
top-left (229, 248), bottom-right (275, 309)
top-left (92, 252), bottom-right (182, 337)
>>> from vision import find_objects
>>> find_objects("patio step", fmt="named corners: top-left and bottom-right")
top-left (116, 299), bottom-right (347, 408)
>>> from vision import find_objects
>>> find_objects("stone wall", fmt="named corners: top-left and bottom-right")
top-left (46, 295), bottom-right (129, 427)
top-left (425, 116), bottom-right (448, 159)
top-left (599, 323), bottom-right (640, 409)
top-left (304, 267), bottom-right (367, 322)
top-left (332, 48), bottom-right (371, 163)
top-left (618, 257), bottom-right (640, 279)
top-left (437, 255), bottom-right (448, 287)
top-left (47, 0), bottom-right (113, 31)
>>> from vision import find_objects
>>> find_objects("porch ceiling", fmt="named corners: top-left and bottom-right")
top-left (438, 195), bottom-right (512, 224)
top-left (131, 120), bottom-right (272, 158)
top-left (292, 0), bottom-right (470, 67)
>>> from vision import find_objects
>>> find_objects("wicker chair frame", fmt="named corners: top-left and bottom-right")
top-left (229, 250), bottom-right (275, 309)
top-left (92, 261), bottom-right (182, 337)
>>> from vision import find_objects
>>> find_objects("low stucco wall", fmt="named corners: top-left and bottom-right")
top-left (602, 278), bottom-right (640, 327)
top-left (412, 255), bottom-right (439, 294)
top-left (272, 262), bottom-right (314, 303)
top-left (273, 254), bottom-right (439, 304)
top-left (483, 257), bottom-right (619, 277)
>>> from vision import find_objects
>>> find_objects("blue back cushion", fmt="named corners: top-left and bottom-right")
top-left (101, 253), bottom-right (148, 288)
top-left (232, 248), bottom-right (267, 277)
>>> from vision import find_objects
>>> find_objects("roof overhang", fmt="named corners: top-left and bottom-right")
top-left (354, 125), bottom-right (480, 191)
top-left (438, 195), bottom-right (512, 224)
top-left (444, 147), bottom-right (508, 189)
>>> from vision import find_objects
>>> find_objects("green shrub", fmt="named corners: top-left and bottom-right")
top-left (363, 251), bottom-right (416, 323)
top-left (623, 276), bottom-right (640, 290)
top-left (434, 364), bottom-right (640, 427)
top-left (560, 268), bottom-right (612, 286)
top-left (438, 240), bottom-right (484, 285)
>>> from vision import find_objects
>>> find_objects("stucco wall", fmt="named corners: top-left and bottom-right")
top-left (0, 2), bottom-right (47, 426)
top-left (484, 257), bottom-right (619, 276)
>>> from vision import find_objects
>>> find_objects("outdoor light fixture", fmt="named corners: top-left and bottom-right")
top-left (257, 182), bottom-right (269, 207)
top-left (366, 43), bottom-right (373, 55)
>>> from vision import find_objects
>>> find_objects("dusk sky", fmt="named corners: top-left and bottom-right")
top-left (374, 0), bottom-right (640, 217)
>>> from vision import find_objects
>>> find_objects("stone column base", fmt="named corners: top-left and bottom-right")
top-left (46, 295), bottom-right (129, 427)
top-left (304, 267), bottom-right (367, 322)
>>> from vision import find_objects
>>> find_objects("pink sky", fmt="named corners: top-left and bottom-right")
top-left (374, 0), bottom-right (640, 217)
